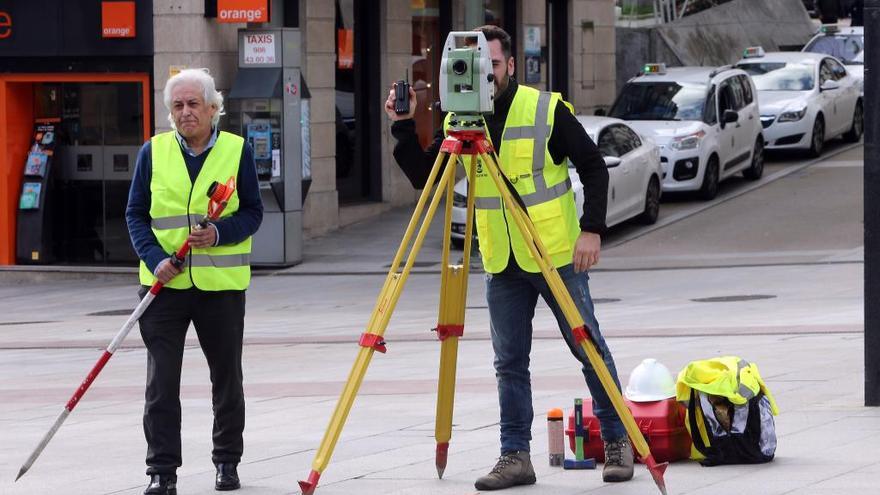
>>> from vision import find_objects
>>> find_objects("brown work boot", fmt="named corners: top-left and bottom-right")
top-left (474, 451), bottom-right (536, 490)
top-left (602, 437), bottom-right (634, 482)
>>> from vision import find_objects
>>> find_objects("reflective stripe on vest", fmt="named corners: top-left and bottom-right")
top-left (138, 131), bottom-right (252, 291)
top-left (446, 85), bottom-right (581, 273)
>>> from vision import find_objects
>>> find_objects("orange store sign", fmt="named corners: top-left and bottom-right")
top-left (102, 1), bottom-right (136, 38)
top-left (218, 0), bottom-right (269, 23)
top-left (0, 10), bottom-right (12, 40)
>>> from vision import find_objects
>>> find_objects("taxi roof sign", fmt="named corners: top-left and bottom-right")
top-left (642, 63), bottom-right (666, 75)
top-left (743, 46), bottom-right (765, 58)
top-left (820, 24), bottom-right (839, 34)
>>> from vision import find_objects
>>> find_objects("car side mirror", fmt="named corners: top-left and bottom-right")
top-left (820, 80), bottom-right (841, 92)
top-left (603, 156), bottom-right (622, 168)
top-left (723, 109), bottom-right (739, 124)
top-left (594, 108), bottom-right (607, 116)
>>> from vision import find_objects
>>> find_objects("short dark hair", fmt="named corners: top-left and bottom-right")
top-left (475, 25), bottom-right (512, 59)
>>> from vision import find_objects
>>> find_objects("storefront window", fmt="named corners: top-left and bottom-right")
top-left (49, 82), bottom-right (144, 264)
top-left (483, 0), bottom-right (504, 25)
top-left (336, 0), bottom-right (355, 183)
top-left (335, 0), bottom-right (381, 202)
top-left (411, 0), bottom-right (441, 149)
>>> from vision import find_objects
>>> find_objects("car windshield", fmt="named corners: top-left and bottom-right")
top-left (737, 62), bottom-right (815, 91)
top-left (804, 35), bottom-right (864, 64)
top-left (609, 82), bottom-right (707, 121)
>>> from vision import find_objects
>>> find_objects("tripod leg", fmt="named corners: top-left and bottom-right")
top-left (433, 154), bottom-right (478, 478)
top-left (299, 151), bottom-right (460, 495)
top-left (477, 150), bottom-right (668, 495)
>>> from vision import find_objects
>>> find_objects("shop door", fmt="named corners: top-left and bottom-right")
top-left (52, 82), bottom-right (143, 264)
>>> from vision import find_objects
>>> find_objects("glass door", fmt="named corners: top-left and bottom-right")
top-left (53, 82), bottom-right (144, 264)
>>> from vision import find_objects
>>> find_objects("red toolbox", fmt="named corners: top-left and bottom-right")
top-left (565, 397), bottom-right (691, 463)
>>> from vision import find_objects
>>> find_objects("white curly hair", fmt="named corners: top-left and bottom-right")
top-left (163, 68), bottom-right (225, 129)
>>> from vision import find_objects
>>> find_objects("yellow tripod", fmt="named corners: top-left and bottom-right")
top-left (298, 121), bottom-right (669, 495)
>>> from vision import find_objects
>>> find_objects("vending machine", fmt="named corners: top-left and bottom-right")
top-left (227, 28), bottom-right (309, 266)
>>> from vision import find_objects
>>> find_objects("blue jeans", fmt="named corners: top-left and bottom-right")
top-left (486, 264), bottom-right (626, 453)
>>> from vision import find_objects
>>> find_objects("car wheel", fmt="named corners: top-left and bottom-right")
top-left (808, 116), bottom-right (825, 157)
top-left (698, 157), bottom-right (719, 201)
top-left (637, 176), bottom-right (661, 225)
top-left (743, 137), bottom-right (764, 181)
top-left (843, 101), bottom-right (864, 143)
top-left (451, 237), bottom-right (465, 250)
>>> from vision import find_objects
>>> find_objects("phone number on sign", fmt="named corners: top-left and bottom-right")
top-left (245, 55), bottom-right (276, 64)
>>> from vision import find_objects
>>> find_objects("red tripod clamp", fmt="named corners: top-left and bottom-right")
top-left (359, 333), bottom-right (387, 353)
top-left (571, 326), bottom-right (592, 345)
top-left (435, 324), bottom-right (464, 341)
top-left (442, 130), bottom-right (495, 156)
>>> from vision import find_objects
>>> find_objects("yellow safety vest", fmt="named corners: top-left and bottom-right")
top-left (445, 85), bottom-right (580, 273)
top-left (138, 131), bottom-right (252, 291)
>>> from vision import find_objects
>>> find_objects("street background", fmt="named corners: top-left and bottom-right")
top-left (0, 141), bottom-right (871, 494)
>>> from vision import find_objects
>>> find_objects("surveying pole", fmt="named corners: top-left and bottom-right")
top-left (865, 0), bottom-right (879, 407)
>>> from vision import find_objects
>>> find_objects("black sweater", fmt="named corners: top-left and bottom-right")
top-left (390, 78), bottom-right (609, 236)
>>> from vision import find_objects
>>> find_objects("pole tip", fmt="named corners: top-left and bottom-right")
top-left (435, 442), bottom-right (449, 479)
top-left (298, 470), bottom-right (321, 495)
top-left (15, 466), bottom-right (27, 482)
top-left (643, 454), bottom-right (669, 495)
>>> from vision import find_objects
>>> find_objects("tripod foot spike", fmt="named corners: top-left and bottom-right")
top-left (15, 466), bottom-right (27, 482)
top-left (642, 454), bottom-right (669, 495)
top-left (298, 470), bottom-right (321, 495)
top-left (435, 442), bottom-right (449, 479)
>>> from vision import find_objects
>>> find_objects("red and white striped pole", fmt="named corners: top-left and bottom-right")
top-left (15, 178), bottom-right (236, 481)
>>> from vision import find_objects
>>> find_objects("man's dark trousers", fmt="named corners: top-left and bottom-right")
top-left (138, 287), bottom-right (246, 475)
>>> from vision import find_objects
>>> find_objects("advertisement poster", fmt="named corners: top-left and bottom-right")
top-left (19, 182), bottom-right (42, 209)
top-left (524, 26), bottom-right (541, 84)
top-left (248, 122), bottom-right (272, 160)
top-left (337, 29), bottom-right (354, 69)
top-left (24, 152), bottom-right (48, 177)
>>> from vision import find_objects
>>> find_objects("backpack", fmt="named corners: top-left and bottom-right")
top-left (676, 356), bottom-right (779, 466)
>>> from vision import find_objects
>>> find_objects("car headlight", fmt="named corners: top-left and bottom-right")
top-left (670, 130), bottom-right (706, 151)
top-left (777, 107), bottom-right (807, 122)
top-left (453, 191), bottom-right (467, 208)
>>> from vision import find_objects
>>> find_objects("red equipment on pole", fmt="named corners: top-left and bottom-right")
top-left (15, 177), bottom-right (237, 482)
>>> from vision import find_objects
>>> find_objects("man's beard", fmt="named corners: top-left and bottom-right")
top-left (495, 74), bottom-right (509, 95)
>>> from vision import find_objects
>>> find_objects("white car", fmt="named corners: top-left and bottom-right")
top-left (609, 64), bottom-right (765, 200)
top-left (803, 25), bottom-right (864, 95)
top-left (735, 48), bottom-right (863, 156)
top-left (449, 117), bottom-right (662, 248)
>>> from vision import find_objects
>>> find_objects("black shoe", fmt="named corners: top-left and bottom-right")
top-left (215, 463), bottom-right (240, 491)
top-left (144, 474), bottom-right (177, 495)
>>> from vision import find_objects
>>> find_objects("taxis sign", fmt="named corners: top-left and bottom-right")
top-left (218, 0), bottom-right (269, 23)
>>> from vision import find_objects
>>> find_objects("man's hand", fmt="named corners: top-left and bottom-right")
top-left (187, 223), bottom-right (217, 249)
top-left (154, 258), bottom-right (182, 284)
top-left (384, 83), bottom-right (417, 121)
top-left (573, 231), bottom-right (601, 273)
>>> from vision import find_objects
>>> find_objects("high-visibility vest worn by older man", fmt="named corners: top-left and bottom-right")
top-left (138, 131), bottom-right (252, 291)
top-left (445, 85), bottom-right (580, 273)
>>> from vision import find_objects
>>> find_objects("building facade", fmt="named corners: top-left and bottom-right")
top-left (0, 0), bottom-right (615, 266)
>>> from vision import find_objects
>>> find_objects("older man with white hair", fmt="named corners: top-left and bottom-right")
top-left (126, 68), bottom-right (262, 494)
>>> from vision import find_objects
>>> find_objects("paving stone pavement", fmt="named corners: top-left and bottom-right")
top-left (1, 143), bottom-right (873, 494)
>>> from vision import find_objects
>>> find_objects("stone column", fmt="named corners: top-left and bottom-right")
top-left (302, 0), bottom-right (340, 236)
top-left (152, 0), bottom-right (240, 133)
top-left (571, 0), bottom-right (616, 115)
top-left (381, 0), bottom-right (419, 206)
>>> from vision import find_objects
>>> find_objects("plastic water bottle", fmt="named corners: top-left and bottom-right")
top-left (547, 408), bottom-right (564, 466)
